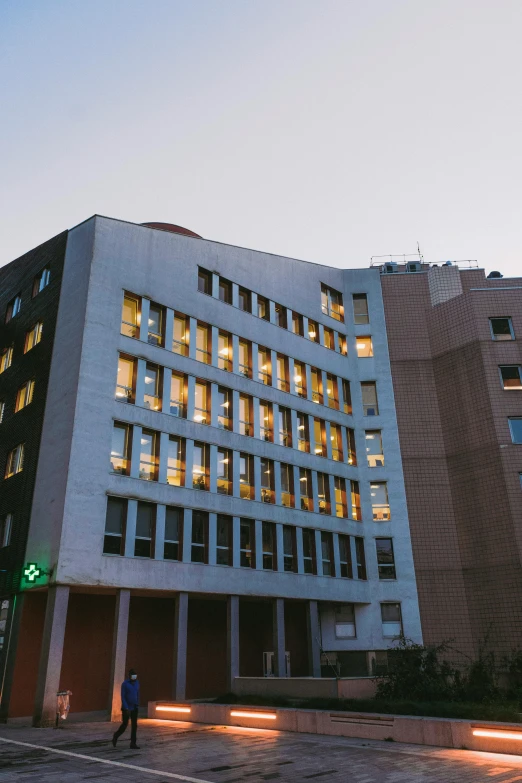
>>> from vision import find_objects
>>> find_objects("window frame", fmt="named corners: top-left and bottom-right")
top-left (489, 317), bottom-right (515, 341)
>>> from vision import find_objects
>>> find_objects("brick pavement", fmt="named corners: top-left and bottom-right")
top-left (1, 719), bottom-right (522, 782)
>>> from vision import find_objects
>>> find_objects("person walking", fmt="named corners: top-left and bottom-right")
top-left (112, 668), bottom-right (140, 749)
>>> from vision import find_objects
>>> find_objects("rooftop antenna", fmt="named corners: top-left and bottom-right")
top-left (417, 242), bottom-right (424, 263)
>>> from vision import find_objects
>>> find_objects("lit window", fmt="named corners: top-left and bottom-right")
top-left (355, 537), bottom-right (367, 579)
top-left (147, 303), bottom-right (165, 347)
top-left (342, 379), bottom-right (352, 414)
top-left (317, 472), bottom-right (330, 515)
top-left (299, 468), bottom-right (313, 511)
top-left (353, 293), bottom-right (369, 324)
top-left (258, 346), bottom-right (272, 385)
top-left (5, 295), bottom-right (21, 324)
top-left (217, 386), bottom-right (232, 430)
top-left (139, 429), bottom-right (159, 481)
top-left (216, 514), bottom-right (232, 565)
top-left (261, 458), bottom-right (275, 503)
top-left (350, 480), bottom-right (361, 520)
top-left (218, 276), bottom-right (232, 304)
top-left (509, 418), bottom-right (522, 444)
top-left (32, 267), bottom-right (51, 297)
top-left (335, 605), bottom-right (355, 638)
top-left (115, 355), bottom-right (135, 403)
top-left (376, 538), bottom-right (396, 579)
top-left (0, 514), bottom-right (13, 548)
top-left (320, 532), bottom-right (334, 576)
top-left (217, 449), bottom-right (232, 495)
top-left (173, 312), bottom-right (189, 356)
top-left (15, 380), bottom-right (34, 412)
top-left (329, 424), bottom-right (343, 462)
top-left (110, 422), bottom-right (131, 475)
top-left (0, 347), bottom-right (13, 374)
top-left (293, 360), bottom-right (306, 398)
top-left (361, 381), bottom-right (378, 416)
top-left (321, 284), bottom-right (344, 322)
top-left (103, 497), bottom-right (127, 555)
top-left (144, 363), bottom-right (162, 411)
top-left (500, 366), bottom-right (522, 390)
top-left (347, 428), bottom-right (357, 466)
top-left (259, 400), bottom-right (273, 442)
top-left (170, 372), bottom-right (186, 417)
top-left (326, 374), bottom-right (338, 409)
top-left (292, 312), bottom-right (304, 336)
top-left (308, 319), bottom-right (319, 342)
top-left (490, 317), bottom-right (514, 341)
top-left (164, 507), bottom-right (182, 561)
top-left (337, 333), bottom-right (348, 355)
top-left (24, 322), bottom-right (43, 352)
top-left (239, 453), bottom-right (254, 499)
top-left (194, 380), bottom-right (210, 424)
top-left (238, 339), bottom-right (252, 378)
top-left (274, 303), bottom-right (287, 328)
top-left (257, 295), bottom-right (269, 321)
top-left (191, 511), bottom-right (208, 563)
top-left (196, 322), bottom-right (211, 364)
top-left (371, 482), bottom-right (390, 520)
top-left (218, 331), bottom-right (232, 371)
top-left (238, 287), bottom-right (251, 313)
top-left (262, 522), bottom-right (276, 569)
top-left (280, 463), bottom-right (294, 508)
top-left (356, 336), bottom-right (373, 358)
top-left (135, 501), bottom-right (155, 558)
top-left (338, 535), bottom-right (352, 578)
top-left (5, 444), bottom-right (24, 478)
top-left (121, 293), bottom-right (141, 338)
top-left (167, 436), bottom-right (185, 486)
top-left (278, 407), bottom-right (292, 447)
top-left (365, 431), bottom-right (384, 467)
top-left (311, 367), bottom-right (323, 404)
top-left (192, 442), bottom-right (209, 490)
top-left (381, 603), bottom-right (402, 637)
top-left (283, 526), bottom-right (296, 572)
top-left (334, 476), bottom-right (348, 518)
top-left (198, 267), bottom-right (212, 295)
top-left (323, 327), bottom-right (335, 350)
top-left (302, 529), bottom-right (316, 574)
top-left (313, 418), bottom-right (326, 457)
top-left (297, 412), bottom-right (310, 452)
top-left (240, 518), bottom-right (255, 567)
top-left (238, 394), bottom-right (253, 436)
top-left (276, 354), bottom-right (289, 392)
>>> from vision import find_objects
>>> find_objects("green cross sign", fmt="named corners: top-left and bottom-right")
top-left (23, 563), bottom-right (42, 583)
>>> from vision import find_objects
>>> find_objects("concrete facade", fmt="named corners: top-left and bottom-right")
top-left (0, 216), bottom-right (422, 723)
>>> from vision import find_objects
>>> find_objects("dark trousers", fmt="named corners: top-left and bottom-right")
top-left (114, 708), bottom-right (138, 745)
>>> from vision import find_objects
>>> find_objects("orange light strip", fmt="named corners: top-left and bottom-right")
top-left (230, 710), bottom-right (277, 720)
top-left (156, 706), bottom-right (191, 714)
top-left (473, 729), bottom-right (522, 741)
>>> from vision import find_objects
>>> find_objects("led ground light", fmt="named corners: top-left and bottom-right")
top-left (230, 710), bottom-right (277, 720)
top-left (156, 705), bottom-right (192, 714)
top-left (473, 729), bottom-right (522, 741)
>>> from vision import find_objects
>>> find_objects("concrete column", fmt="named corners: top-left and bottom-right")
top-left (136, 358), bottom-right (147, 408)
top-left (255, 520), bottom-right (263, 570)
top-left (155, 504), bottom-right (166, 560)
top-left (139, 298), bottom-right (150, 343)
top-left (332, 533), bottom-right (341, 578)
top-left (186, 375), bottom-right (196, 422)
top-left (185, 439), bottom-right (194, 491)
top-left (188, 317), bottom-right (198, 361)
top-left (165, 308), bottom-right (174, 353)
top-left (311, 470), bottom-right (319, 514)
top-left (173, 593), bottom-right (189, 701)
top-left (162, 367), bottom-right (172, 414)
top-left (210, 383), bottom-right (220, 428)
top-left (158, 432), bottom-right (170, 484)
top-left (232, 517), bottom-right (241, 567)
top-left (182, 508), bottom-right (193, 563)
top-left (130, 425), bottom-right (142, 479)
top-left (314, 530), bottom-right (323, 576)
top-left (275, 524), bottom-right (284, 572)
top-left (211, 326), bottom-right (219, 369)
top-left (268, 300), bottom-right (276, 324)
top-left (211, 272), bottom-right (219, 299)
top-left (232, 334), bottom-right (240, 374)
top-left (226, 595), bottom-right (240, 692)
top-left (272, 598), bottom-right (286, 677)
top-left (321, 370), bottom-right (329, 407)
top-left (290, 409), bottom-right (299, 453)
top-left (318, 324), bottom-right (325, 346)
top-left (274, 460), bottom-right (282, 506)
top-left (251, 343), bottom-right (259, 383)
top-left (252, 397), bottom-right (260, 440)
top-left (293, 466), bottom-right (301, 512)
top-left (296, 527), bottom-right (305, 575)
top-left (232, 450), bottom-right (241, 498)
top-left (232, 390), bottom-right (240, 434)
top-left (251, 291), bottom-right (258, 315)
top-left (307, 601), bottom-right (322, 678)
top-left (231, 283), bottom-right (239, 309)
top-left (305, 364), bottom-right (313, 402)
top-left (272, 403), bottom-right (280, 445)
top-left (108, 588), bottom-right (131, 721)
top-left (208, 512), bottom-right (217, 565)
top-left (270, 350), bottom-right (278, 387)
top-left (124, 499), bottom-right (138, 558)
top-left (328, 474), bottom-right (336, 518)
top-left (288, 357), bottom-right (296, 395)
top-left (209, 444), bottom-right (218, 494)
top-left (350, 536), bottom-right (359, 579)
top-left (341, 426), bottom-right (349, 465)
top-left (302, 315), bottom-right (310, 340)
top-left (0, 594), bottom-right (25, 723)
top-left (33, 586), bottom-right (70, 727)
top-left (324, 421), bottom-right (333, 460)
top-left (253, 455), bottom-right (262, 502)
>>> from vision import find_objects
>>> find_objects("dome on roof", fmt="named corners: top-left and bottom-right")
top-left (141, 222), bottom-right (202, 238)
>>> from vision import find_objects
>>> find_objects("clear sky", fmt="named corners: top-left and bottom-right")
top-left (1, 0), bottom-right (521, 276)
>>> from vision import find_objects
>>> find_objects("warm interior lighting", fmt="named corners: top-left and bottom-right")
top-left (357, 343), bottom-right (367, 349)
top-left (194, 415), bottom-right (204, 422)
top-left (308, 331), bottom-right (316, 338)
top-left (156, 705), bottom-right (192, 714)
top-left (294, 375), bottom-right (302, 382)
top-left (230, 710), bottom-right (277, 720)
top-left (473, 729), bottom-right (522, 740)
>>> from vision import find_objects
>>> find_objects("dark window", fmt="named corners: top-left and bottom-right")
top-left (490, 317), bottom-right (514, 341)
top-left (216, 514), bottom-right (232, 565)
top-left (262, 521), bottom-right (276, 570)
top-left (147, 302), bottom-right (165, 347)
top-left (338, 535), bottom-right (353, 578)
top-left (164, 506), bottom-right (182, 561)
top-left (376, 538), bottom-right (396, 579)
top-left (321, 532), bottom-right (334, 576)
top-left (135, 501), bottom-right (155, 558)
top-left (238, 287), bottom-right (251, 313)
top-left (283, 525), bottom-right (297, 572)
top-left (353, 293), bottom-right (369, 324)
top-left (361, 381), bottom-right (378, 416)
top-left (191, 511), bottom-right (208, 563)
top-left (292, 312), bottom-right (304, 336)
top-left (198, 267), bottom-right (212, 295)
top-left (103, 497), bottom-right (127, 555)
top-left (500, 366), bottom-right (522, 390)
top-left (218, 276), bottom-right (232, 303)
top-left (274, 303), bottom-right (287, 329)
top-left (0, 513), bottom-right (12, 548)
top-left (32, 267), bottom-right (51, 297)
top-left (257, 295), bottom-right (270, 320)
top-left (355, 537), bottom-right (367, 580)
top-left (302, 529), bottom-right (316, 574)
top-left (240, 518), bottom-right (255, 568)
top-left (110, 422), bottom-right (132, 475)
top-left (509, 418), bottom-right (522, 444)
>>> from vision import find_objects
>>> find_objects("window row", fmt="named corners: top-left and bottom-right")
top-left (0, 379), bottom-right (35, 425)
top-left (110, 422), bottom-right (391, 520)
top-left (334, 603), bottom-right (403, 640)
top-left (0, 322), bottom-right (43, 376)
top-left (4, 268), bottom-right (50, 324)
top-left (198, 267), bottom-right (370, 328)
top-left (122, 292), bottom-right (375, 372)
top-left (103, 497), bottom-right (396, 579)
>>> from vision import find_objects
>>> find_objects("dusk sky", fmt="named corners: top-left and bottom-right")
top-left (1, 0), bottom-right (521, 276)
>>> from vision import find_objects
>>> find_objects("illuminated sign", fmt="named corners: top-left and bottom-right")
top-left (23, 563), bottom-right (43, 583)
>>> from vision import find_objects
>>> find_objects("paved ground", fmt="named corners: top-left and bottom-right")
top-left (1, 719), bottom-right (522, 782)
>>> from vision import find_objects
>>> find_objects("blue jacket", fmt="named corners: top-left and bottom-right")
top-left (121, 678), bottom-right (140, 711)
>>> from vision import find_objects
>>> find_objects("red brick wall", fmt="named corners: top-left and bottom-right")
top-left (9, 592), bottom-right (46, 717)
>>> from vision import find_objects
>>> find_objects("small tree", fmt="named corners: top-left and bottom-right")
top-left (376, 635), bottom-right (458, 702)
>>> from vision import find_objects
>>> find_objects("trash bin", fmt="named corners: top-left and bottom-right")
top-left (56, 690), bottom-right (72, 727)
